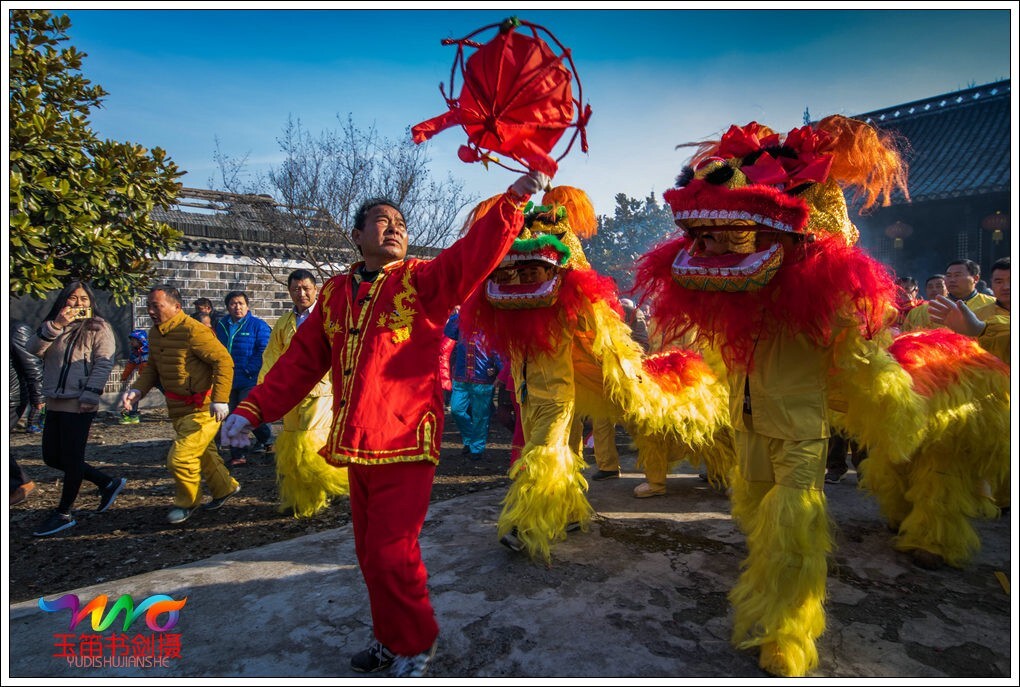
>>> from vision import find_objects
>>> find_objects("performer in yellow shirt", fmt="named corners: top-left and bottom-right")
top-left (903, 260), bottom-right (994, 332)
top-left (259, 269), bottom-right (349, 517)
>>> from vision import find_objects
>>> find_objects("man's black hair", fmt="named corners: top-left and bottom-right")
top-left (288, 268), bottom-right (316, 286)
top-left (353, 198), bottom-right (404, 231)
top-left (224, 291), bottom-right (249, 307)
top-left (946, 259), bottom-right (980, 278)
top-left (149, 284), bottom-right (182, 306)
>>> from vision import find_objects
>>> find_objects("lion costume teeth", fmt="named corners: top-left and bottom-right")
top-left (671, 242), bottom-right (783, 292)
top-left (485, 231), bottom-right (570, 309)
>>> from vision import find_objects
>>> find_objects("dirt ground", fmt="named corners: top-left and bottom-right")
top-left (7, 408), bottom-right (515, 604)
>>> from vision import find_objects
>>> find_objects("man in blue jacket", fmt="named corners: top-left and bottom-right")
top-left (216, 291), bottom-right (273, 466)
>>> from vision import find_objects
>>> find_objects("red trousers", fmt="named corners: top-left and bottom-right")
top-left (349, 460), bottom-right (439, 656)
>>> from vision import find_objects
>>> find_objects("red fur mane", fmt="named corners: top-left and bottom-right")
top-left (463, 269), bottom-right (621, 359)
top-left (635, 234), bottom-right (897, 370)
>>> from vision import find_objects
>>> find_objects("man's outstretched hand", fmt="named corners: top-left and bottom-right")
top-left (220, 414), bottom-right (253, 448)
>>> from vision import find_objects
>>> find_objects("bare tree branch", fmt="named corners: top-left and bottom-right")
top-left (209, 114), bottom-right (472, 280)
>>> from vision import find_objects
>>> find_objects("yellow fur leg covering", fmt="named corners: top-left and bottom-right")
top-left (856, 455), bottom-right (912, 530)
top-left (729, 482), bottom-right (831, 677)
top-left (498, 443), bottom-right (593, 563)
top-left (701, 428), bottom-right (737, 490)
top-left (894, 443), bottom-right (1000, 567)
top-left (859, 351), bottom-right (1008, 565)
top-left (275, 398), bottom-right (350, 518)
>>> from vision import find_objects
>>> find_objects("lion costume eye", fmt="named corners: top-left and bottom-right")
top-left (685, 229), bottom-right (757, 254)
top-left (691, 157), bottom-right (738, 186)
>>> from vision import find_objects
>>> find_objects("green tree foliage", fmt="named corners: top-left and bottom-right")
top-left (9, 10), bottom-right (183, 303)
top-left (582, 192), bottom-right (677, 293)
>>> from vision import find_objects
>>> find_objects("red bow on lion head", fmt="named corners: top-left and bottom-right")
top-left (713, 122), bottom-right (834, 191)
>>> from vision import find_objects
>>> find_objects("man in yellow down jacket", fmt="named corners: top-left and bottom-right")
top-left (259, 268), bottom-right (349, 517)
top-left (122, 285), bottom-right (239, 524)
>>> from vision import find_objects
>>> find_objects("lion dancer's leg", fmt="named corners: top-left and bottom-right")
top-left (276, 395), bottom-right (349, 518)
top-left (729, 429), bottom-right (831, 677)
top-left (498, 399), bottom-right (593, 562)
top-left (590, 416), bottom-right (620, 473)
top-left (569, 414), bottom-right (587, 463)
top-left (895, 438), bottom-right (1000, 569)
top-left (856, 452), bottom-right (912, 533)
top-left (631, 433), bottom-right (668, 498)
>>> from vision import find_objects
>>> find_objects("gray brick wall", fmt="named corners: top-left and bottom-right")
top-left (126, 251), bottom-right (345, 332)
top-left (91, 251), bottom-right (340, 413)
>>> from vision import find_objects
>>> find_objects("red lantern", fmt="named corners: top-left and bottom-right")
top-left (411, 17), bottom-right (591, 176)
top-left (982, 211), bottom-right (1009, 244)
top-left (884, 221), bottom-right (913, 249)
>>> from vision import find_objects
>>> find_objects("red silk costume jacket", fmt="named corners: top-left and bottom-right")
top-left (236, 193), bottom-right (525, 466)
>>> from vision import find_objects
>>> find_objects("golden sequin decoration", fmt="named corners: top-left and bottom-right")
top-left (529, 217), bottom-right (591, 271)
top-left (319, 280), bottom-right (345, 339)
top-left (800, 180), bottom-right (859, 245)
top-left (376, 269), bottom-right (416, 344)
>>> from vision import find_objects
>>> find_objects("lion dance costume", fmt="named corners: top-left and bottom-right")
top-left (259, 310), bottom-right (349, 517)
top-left (634, 116), bottom-right (1009, 676)
top-left (465, 186), bottom-right (732, 562)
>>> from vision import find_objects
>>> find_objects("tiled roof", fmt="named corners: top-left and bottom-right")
top-left (150, 194), bottom-right (440, 259)
top-left (854, 80), bottom-right (1010, 204)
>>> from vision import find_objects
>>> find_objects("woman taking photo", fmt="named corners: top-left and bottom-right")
top-left (27, 280), bottom-right (126, 537)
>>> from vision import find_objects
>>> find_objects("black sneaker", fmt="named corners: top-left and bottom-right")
top-left (97, 477), bottom-right (127, 513)
top-left (824, 471), bottom-right (845, 484)
top-left (499, 526), bottom-right (525, 552)
top-left (33, 511), bottom-right (77, 537)
top-left (591, 469), bottom-right (620, 481)
top-left (351, 640), bottom-right (395, 673)
top-left (202, 484), bottom-right (241, 511)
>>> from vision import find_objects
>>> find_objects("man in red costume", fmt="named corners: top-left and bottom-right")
top-left (220, 171), bottom-right (549, 677)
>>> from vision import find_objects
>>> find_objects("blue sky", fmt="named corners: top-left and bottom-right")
top-left (15, 5), bottom-right (1017, 219)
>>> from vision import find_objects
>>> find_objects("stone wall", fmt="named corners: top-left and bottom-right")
top-left (134, 250), bottom-right (326, 332)
top-left (104, 250), bottom-right (344, 413)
